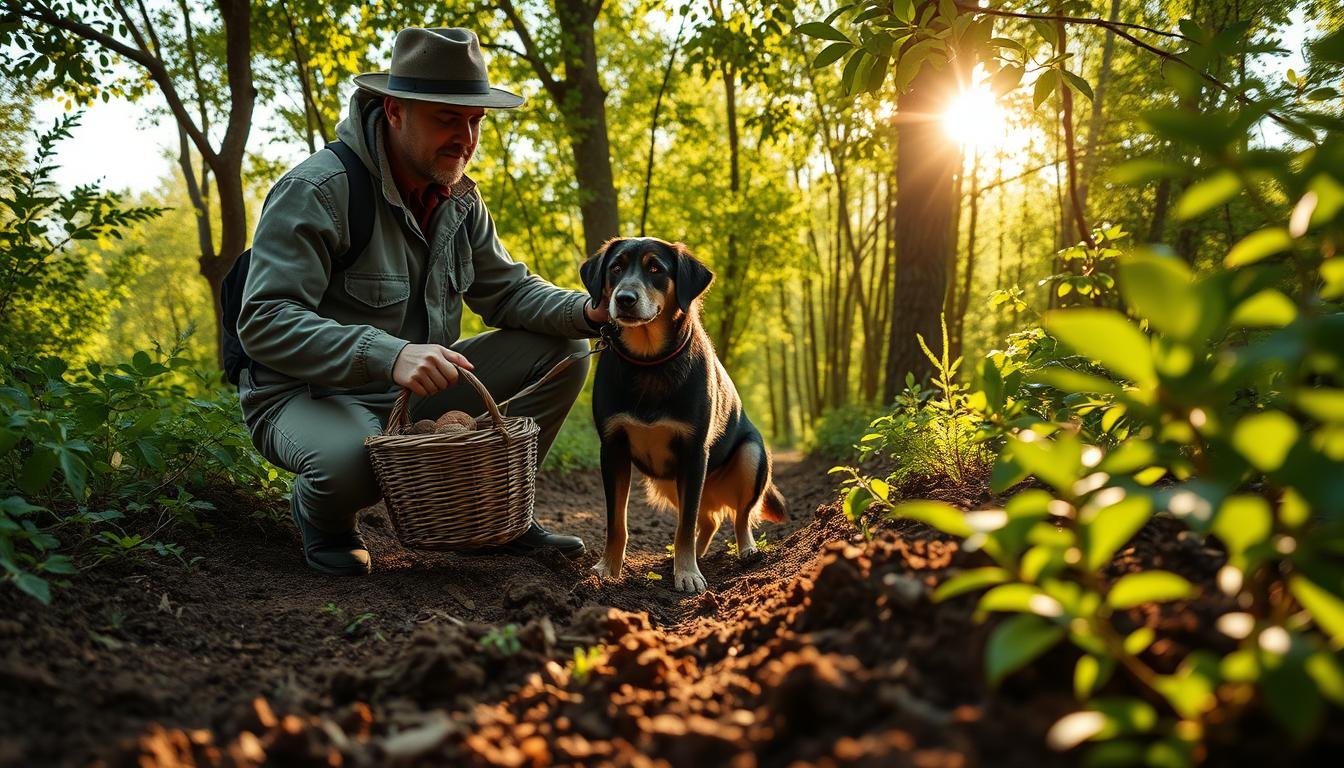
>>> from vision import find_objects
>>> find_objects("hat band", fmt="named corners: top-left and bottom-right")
top-left (387, 75), bottom-right (491, 95)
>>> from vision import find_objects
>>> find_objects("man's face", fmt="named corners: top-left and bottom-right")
top-left (385, 97), bottom-right (485, 187)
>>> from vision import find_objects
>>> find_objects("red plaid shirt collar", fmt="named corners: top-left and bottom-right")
top-left (386, 150), bottom-right (448, 233)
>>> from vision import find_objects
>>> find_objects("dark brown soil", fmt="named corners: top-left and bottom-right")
top-left (2, 454), bottom-right (1340, 767)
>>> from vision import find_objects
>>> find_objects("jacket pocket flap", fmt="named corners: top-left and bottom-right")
top-left (344, 272), bottom-right (410, 308)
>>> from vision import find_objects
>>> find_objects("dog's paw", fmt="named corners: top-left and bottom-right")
top-left (592, 558), bottom-right (623, 580)
top-left (737, 545), bottom-right (763, 564)
top-left (673, 567), bottom-right (708, 593)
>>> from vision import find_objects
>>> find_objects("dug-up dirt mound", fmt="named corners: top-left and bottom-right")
top-left (102, 503), bottom-right (1069, 768)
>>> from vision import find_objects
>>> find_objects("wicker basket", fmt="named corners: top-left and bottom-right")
top-left (364, 366), bottom-right (538, 550)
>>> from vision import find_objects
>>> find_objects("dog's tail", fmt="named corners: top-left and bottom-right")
top-left (760, 482), bottom-right (788, 523)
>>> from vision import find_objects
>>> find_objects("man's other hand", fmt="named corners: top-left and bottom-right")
top-left (585, 301), bottom-right (610, 327)
top-left (392, 344), bottom-right (474, 396)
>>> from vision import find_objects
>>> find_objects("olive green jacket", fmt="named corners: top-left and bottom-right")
top-left (238, 90), bottom-right (594, 398)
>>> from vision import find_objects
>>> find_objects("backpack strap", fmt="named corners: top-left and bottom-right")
top-left (325, 140), bottom-right (375, 271)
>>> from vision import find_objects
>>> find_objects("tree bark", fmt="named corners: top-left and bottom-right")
top-left (883, 61), bottom-right (962, 400)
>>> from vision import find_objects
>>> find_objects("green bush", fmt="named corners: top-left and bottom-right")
top-left (809, 402), bottom-right (886, 460)
top-left (844, 25), bottom-right (1344, 766)
top-left (0, 347), bottom-right (289, 603)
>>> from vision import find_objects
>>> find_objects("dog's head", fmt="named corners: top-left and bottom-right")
top-left (580, 237), bottom-right (713, 327)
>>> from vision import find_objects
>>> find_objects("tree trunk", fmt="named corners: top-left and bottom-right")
top-left (952, 147), bottom-right (981, 362)
top-left (553, 0), bottom-right (620, 259)
top-left (883, 62), bottom-right (962, 400)
top-left (711, 59), bottom-right (744, 366)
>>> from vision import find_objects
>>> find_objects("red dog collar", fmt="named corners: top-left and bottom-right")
top-left (602, 324), bottom-right (694, 366)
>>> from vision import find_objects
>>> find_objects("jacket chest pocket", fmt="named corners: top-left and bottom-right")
top-left (344, 272), bottom-right (410, 308)
top-left (445, 225), bottom-right (474, 294)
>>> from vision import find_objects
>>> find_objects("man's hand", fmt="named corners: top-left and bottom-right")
top-left (392, 344), bottom-right (474, 397)
top-left (584, 300), bottom-right (610, 327)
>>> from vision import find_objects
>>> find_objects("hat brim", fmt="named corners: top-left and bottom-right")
top-left (354, 73), bottom-right (525, 109)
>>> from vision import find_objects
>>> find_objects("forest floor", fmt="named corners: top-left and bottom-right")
top-left (1, 453), bottom-right (1340, 767)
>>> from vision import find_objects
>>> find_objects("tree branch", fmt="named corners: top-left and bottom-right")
top-left (953, 1), bottom-right (1306, 134)
top-left (11, 0), bottom-right (219, 165)
top-left (494, 0), bottom-right (562, 98)
top-left (951, 2), bottom-right (1191, 42)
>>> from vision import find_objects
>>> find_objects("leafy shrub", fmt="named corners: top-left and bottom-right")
top-left (1, 346), bottom-right (288, 603)
top-left (0, 114), bottom-right (163, 360)
top-left (845, 25), bottom-right (1344, 766)
top-left (810, 402), bottom-right (886, 460)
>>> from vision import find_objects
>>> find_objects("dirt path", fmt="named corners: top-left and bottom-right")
top-left (4, 455), bottom-right (1333, 767)
top-left (1, 453), bottom-right (837, 766)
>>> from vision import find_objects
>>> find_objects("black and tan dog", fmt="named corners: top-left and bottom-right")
top-left (580, 237), bottom-right (787, 593)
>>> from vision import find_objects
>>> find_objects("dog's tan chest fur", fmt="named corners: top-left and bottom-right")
top-left (603, 414), bottom-right (693, 478)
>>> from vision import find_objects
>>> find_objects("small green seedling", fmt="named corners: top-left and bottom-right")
top-left (481, 624), bottom-right (522, 655)
top-left (570, 645), bottom-right (606, 685)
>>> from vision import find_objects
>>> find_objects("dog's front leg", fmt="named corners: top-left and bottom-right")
top-left (593, 436), bottom-right (631, 580)
top-left (673, 456), bottom-right (709, 593)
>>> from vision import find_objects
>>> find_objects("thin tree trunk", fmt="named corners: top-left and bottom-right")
top-left (884, 59), bottom-right (963, 398)
top-left (953, 146), bottom-right (981, 362)
top-left (638, 11), bottom-right (686, 235)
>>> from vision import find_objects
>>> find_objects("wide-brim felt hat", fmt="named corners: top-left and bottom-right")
top-left (354, 27), bottom-right (525, 109)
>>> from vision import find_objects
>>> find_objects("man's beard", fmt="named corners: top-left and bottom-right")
top-left (416, 148), bottom-right (470, 187)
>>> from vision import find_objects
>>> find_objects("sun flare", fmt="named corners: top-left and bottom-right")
top-left (943, 82), bottom-right (1007, 152)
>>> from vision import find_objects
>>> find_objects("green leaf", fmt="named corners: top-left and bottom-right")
top-left (1011, 433), bottom-right (1082, 494)
top-left (1060, 70), bottom-right (1094, 100)
top-left (1074, 655), bottom-right (1112, 699)
top-left (869, 478), bottom-right (890, 501)
top-left (1312, 27), bottom-right (1344, 64)
top-left (1289, 577), bottom-right (1344, 649)
top-left (56, 449), bottom-right (88, 499)
top-left (889, 499), bottom-right (974, 537)
top-left (812, 41), bottom-right (852, 68)
top-left (1229, 289), bottom-right (1297, 328)
top-left (1225, 227), bottom-right (1292, 267)
top-left (1297, 389), bottom-right (1344, 423)
top-left (1028, 366), bottom-right (1122, 396)
top-left (795, 22), bottom-right (851, 43)
top-left (1124, 626), bottom-right (1156, 655)
top-left (1083, 495), bottom-right (1153, 571)
top-left (980, 583), bottom-right (1060, 616)
top-left (1043, 310), bottom-right (1156, 388)
top-left (1231, 411), bottom-right (1300, 472)
top-left (18, 449), bottom-right (58, 495)
top-left (893, 0), bottom-right (915, 23)
top-left (1117, 252), bottom-right (1201, 340)
top-left (1212, 495), bottom-right (1272, 562)
top-left (1174, 170), bottom-right (1241, 221)
top-left (1152, 673), bottom-right (1215, 719)
top-left (843, 486), bottom-right (873, 524)
top-left (986, 614), bottom-right (1066, 686)
top-left (934, 567), bottom-right (1011, 602)
top-left (1098, 440), bottom-right (1155, 476)
top-left (1107, 571), bottom-right (1196, 609)
top-left (14, 571), bottom-right (52, 604)
top-left (1306, 651), bottom-right (1344, 704)
top-left (1107, 160), bottom-right (1185, 185)
top-left (1033, 70), bottom-right (1059, 110)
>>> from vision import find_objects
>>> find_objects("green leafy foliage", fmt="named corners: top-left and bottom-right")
top-left (828, 15), bottom-right (1344, 762)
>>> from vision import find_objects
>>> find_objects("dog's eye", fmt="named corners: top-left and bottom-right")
top-left (647, 263), bottom-right (661, 273)
top-left (611, 264), bottom-right (623, 274)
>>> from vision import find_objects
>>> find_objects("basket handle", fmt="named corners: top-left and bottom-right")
top-left (386, 364), bottom-right (508, 437)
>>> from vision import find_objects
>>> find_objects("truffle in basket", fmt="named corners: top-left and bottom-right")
top-left (409, 419), bottom-right (438, 435)
top-left (435, 410), bottom-right (477, 433)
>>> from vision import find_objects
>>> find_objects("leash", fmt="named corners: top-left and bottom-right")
top-left (479, 337), bottom-right (608, 416)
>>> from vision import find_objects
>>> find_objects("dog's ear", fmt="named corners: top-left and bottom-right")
top-left (581, 238), bottom-right (624, 307)
top-left (673, 243), bottom-right (714, 313)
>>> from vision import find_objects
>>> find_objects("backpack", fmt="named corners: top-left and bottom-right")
top-left (220, 140), bottom-right (375, 386)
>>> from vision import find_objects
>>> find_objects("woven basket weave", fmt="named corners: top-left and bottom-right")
top-left (364, 366), bottom-right (538, 550)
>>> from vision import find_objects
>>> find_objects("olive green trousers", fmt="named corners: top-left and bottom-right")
top-left (239, 330), bottom-right (590, 533)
